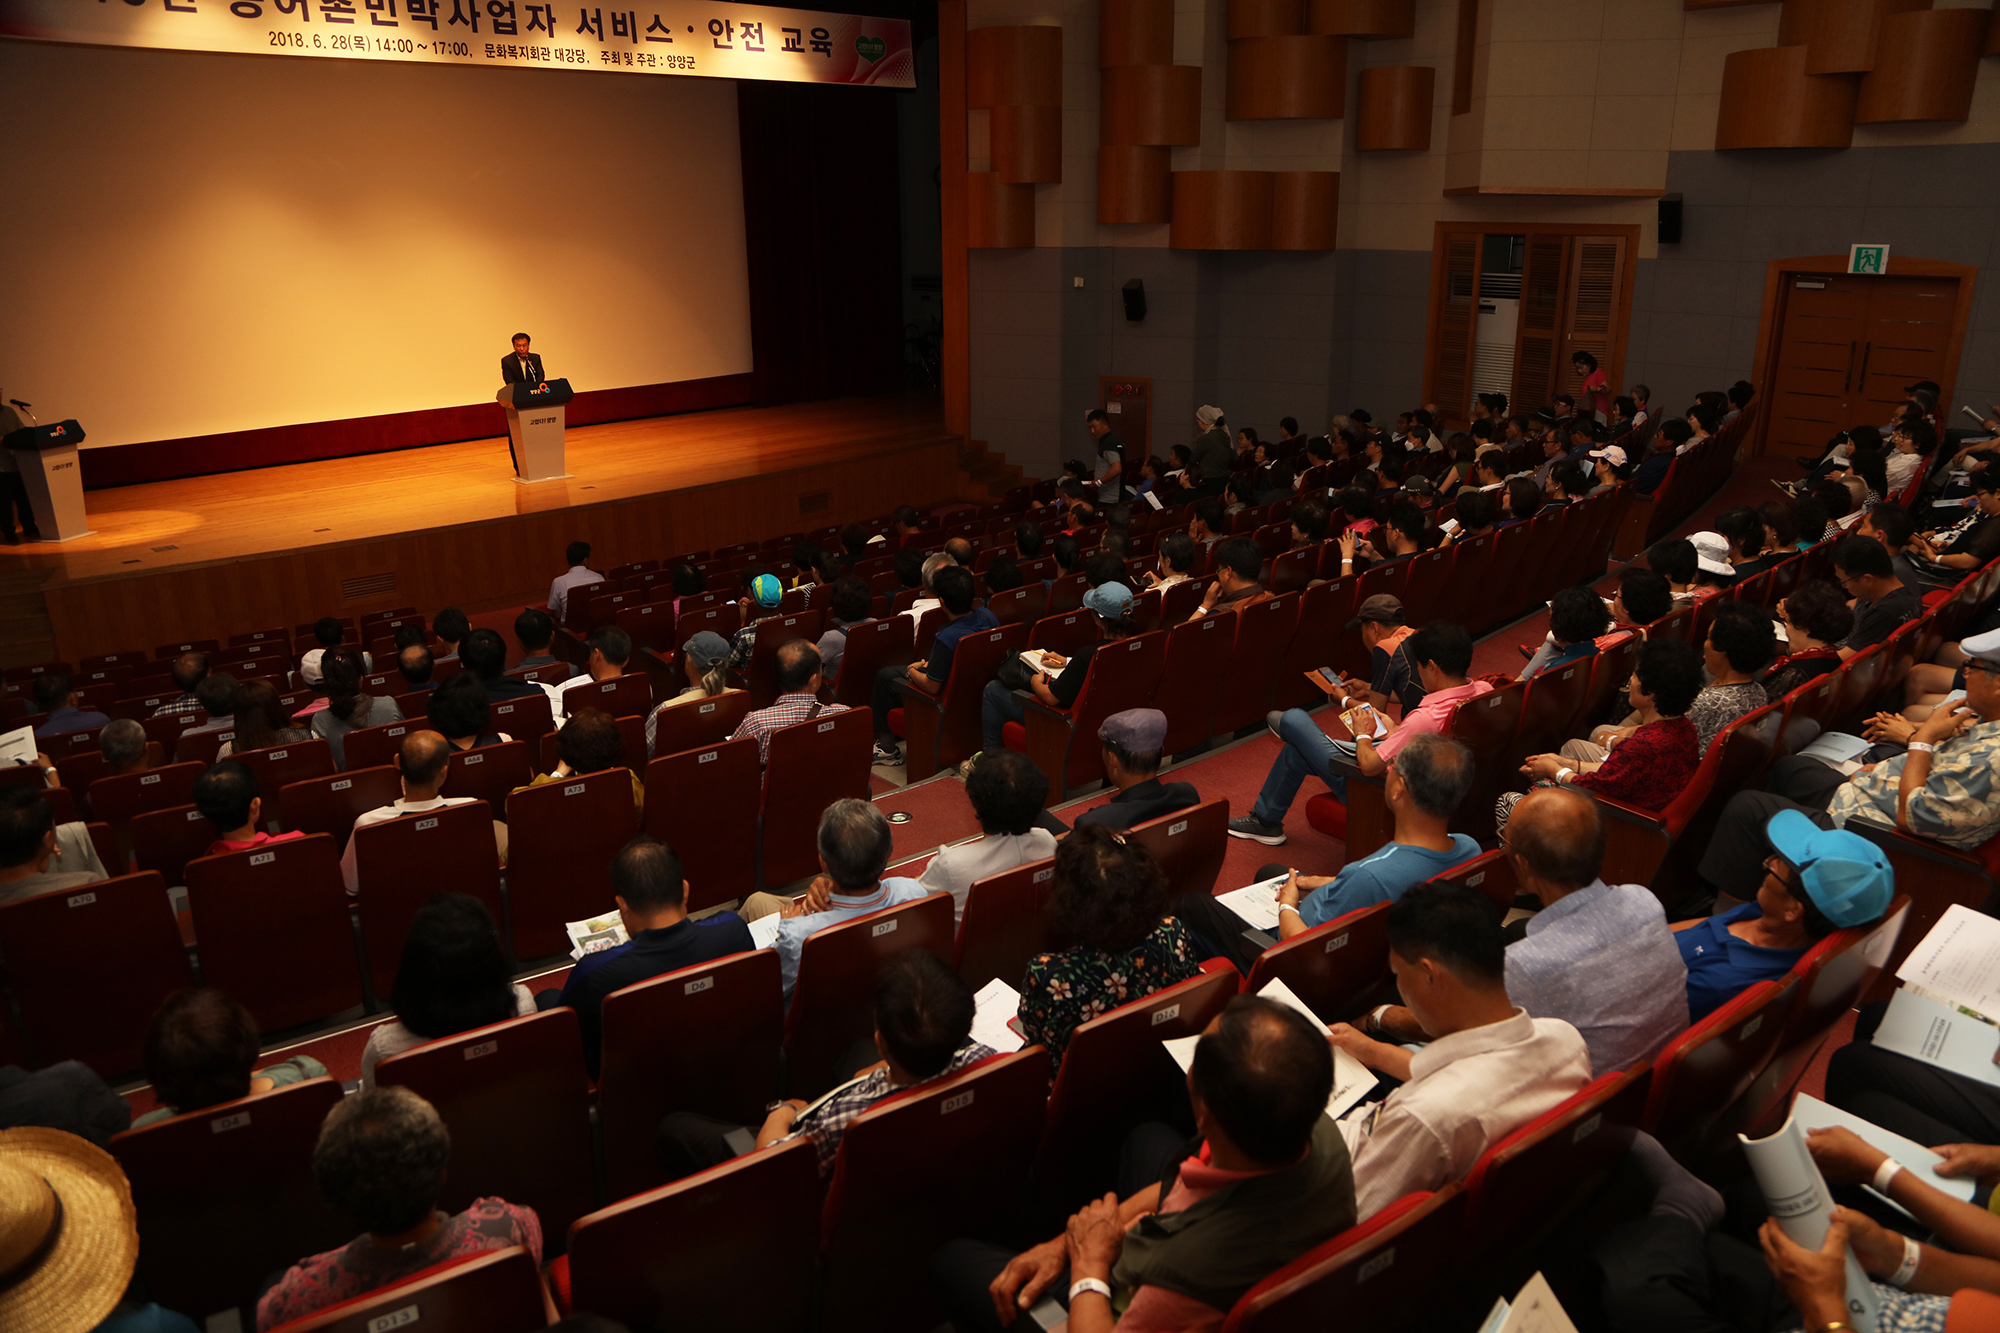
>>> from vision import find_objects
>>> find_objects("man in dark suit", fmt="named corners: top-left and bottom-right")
top-left (501, 333), bottom-right (545, 386)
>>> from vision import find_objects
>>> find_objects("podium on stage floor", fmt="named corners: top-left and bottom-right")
top-left (4, 420), bottom-right (93, 540)
top-left (498, 379), bottom-right (575, 483)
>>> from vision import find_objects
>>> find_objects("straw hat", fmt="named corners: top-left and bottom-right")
top-left (0, 1128), bottom-right (139, 1333)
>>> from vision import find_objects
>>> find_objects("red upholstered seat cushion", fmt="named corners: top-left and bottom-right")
top-left (888, 707), bottom-right (905, 739)
top-left (548, 1253), bottom-right (572, 1314)
top-left (1001, 721), bottom-right (1028, 753)
top-left (1305, 794), bottom-right (1346, 839)
top-left (1978, 832), bottom-right (2000, 882)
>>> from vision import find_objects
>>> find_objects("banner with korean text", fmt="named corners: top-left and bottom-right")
top-left (0, 0), bottom-right (913, 85)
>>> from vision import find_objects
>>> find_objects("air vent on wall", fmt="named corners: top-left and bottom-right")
top-left (798, 491), bottom-right (832, 515)
top-left (341, 572), bottom-right (398, 601)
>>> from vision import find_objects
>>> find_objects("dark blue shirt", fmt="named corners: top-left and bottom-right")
top-left (559, 914), bottom-right (758, 1075)
top-left (34, 705), bottom-right (110, 739)
top-left (1632, 452), bottom-right (1673, 496)
top-left (925, 607), bottom-right (1001, 683)
top-left (1675, 902), bottom-right (1806, 1023)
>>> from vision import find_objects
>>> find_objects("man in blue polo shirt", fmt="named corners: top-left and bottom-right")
top-left (867, 563), bottom-right (998, 766)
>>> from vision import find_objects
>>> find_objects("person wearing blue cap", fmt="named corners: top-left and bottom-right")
top-left (726, 569), bottom-right (789, 674)
top-left (1671, 810), bottom-right (1893, 1023)
top-left (976, 582), bottom-right (1141, 763)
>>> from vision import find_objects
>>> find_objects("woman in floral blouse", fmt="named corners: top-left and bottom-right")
top-left (1018, 825), bottom-right (1199, 1082)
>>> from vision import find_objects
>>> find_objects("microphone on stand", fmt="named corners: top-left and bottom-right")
top-left (7, 401), bottom-right (28, 410)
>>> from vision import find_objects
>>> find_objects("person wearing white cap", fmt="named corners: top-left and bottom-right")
top-left (1685, 531), bottom-right (1739, 586)
top-left (1586, 443), bottom-right (1631, 496)
top-left (1188, 405), bottom-right (1233, 497)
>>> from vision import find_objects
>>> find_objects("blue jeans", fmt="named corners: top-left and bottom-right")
top-left (1252, 708), bottom-right (1347, 825)
top-left (982, 678), bottom-right (1029, 752)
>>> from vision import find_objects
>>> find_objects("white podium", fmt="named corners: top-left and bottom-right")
top-left (497, 379), bottom-right (574, 483)
top-left (4, 420), bottom-right (93, 541)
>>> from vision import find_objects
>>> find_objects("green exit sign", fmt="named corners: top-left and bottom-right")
top-left (1848, 244), bottom-right (1891, 275)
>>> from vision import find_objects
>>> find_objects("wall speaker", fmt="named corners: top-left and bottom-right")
top-left (1121, 278), bottom-right (1146, 322)
top-left (1658, 193), bottom-right (1683, 246)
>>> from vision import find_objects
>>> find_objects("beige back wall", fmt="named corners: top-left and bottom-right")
top-left (0, 40), bottom-right (753, 448)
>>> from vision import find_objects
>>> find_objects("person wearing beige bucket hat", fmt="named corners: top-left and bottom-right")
top-left (0, 1126), bottom-right (199, 1333)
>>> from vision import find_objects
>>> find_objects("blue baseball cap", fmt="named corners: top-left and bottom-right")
top-left (1764, 809), bottom-right (1894, 928)
top-left (750, 573), bottom-right (783, 608)
top-left (1083, 581), bottom-right (1135, 620)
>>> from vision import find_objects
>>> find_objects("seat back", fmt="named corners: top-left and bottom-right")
top-left (1221, 1185), bottom-right (1465, 1333)
top-left (267, 1246), bottom-right (549, 1333)
top-left (759, 706), bottom-right (876, 887)
top-left (112, 1078), bottom-right (351, 1321)
top-left (953, 856), bottom-right (1058, 993)
top-left (1272, 575), bottom-right (1356, 712)
top-left (129, 803), bottom-right (219, 886)
top-left (276, 765), bottom-right (404, 841)
top-left (643, 739), bottom-right (762, 911)
top-left (1123, 798), bottom-right (1231, 901)
top-left (614, 599), bottom-right (676, 653)
top-left (1446, 682), bottom-right (1523, 842)
top-left (488, 690), bottom-right (555, 749)
top-left (1398, 546), bottom-right (1454, 618)
top-left (1027, 608), bottom-right (1100, 655)
top-left (1159, 576), bottom-right (1210, 627)
top-left (186, 834), bottom-right (364, 1033)
top-left (375, 1007), bottom-right (596, 1251)
top-left (745, 608), bottom-right (830, 707)
top-left (563, 672), bottom-right (654, 721)
top-left (174, 724), bottom-right (235, 767)
top-left (353, 800), bottom-right (505, 999)
top-left (1268, 545), bottom-right (1319, 594)
top-left (1041, 630), bottom-right (1168, 793)
top-left (567, 1138), bottom-right (821, 1333)
top-left (597, 948), bottom-right (784, 1199)
top-left (1154, 614), bottom-right (1236, 755)
top-left (1211, 593), bottom-right (1302, 735)
top-left (446, 740), bottom-right (534, 812)
top-left (647, 689), bottom-right (751, 760)
top-left (830, 616), bottom-right (917, 707)
top-left (1035, 964), bottom-right (1240, 1215)
top-left (504, 766), bottom-right (639, 959)
top-left (226, 740), bottom-right (334, 829)
top-left (342, 718), bottom-right (420, 773)
top-left (1510, 657), bottom-right (1594, 765)
top-left (1426, 847), bottom-right (1519, 917)
top-left (85, 761), bottom-right (203, 839)
top-left (1641, 977), bottom-right (1797, 1158)
top-left (819, 1050), bottom-right (1050, 1333)
top-left (1774, 670), bottom-right (1843, 758)
top-left (782, 892), bottom-right (956, 1097)
top-left (984, 583), bottom-right (1050, 627)
top-left (1577, 633), bottom-right (1642, 734)
top-left (1241, 902), bottom-right (1391, 1023)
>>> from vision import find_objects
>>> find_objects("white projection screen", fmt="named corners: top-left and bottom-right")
top-left (0, 38), bottom-right (753, 448)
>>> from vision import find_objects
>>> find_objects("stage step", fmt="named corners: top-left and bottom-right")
top-left (959, 439), bottom-right (1025, 497)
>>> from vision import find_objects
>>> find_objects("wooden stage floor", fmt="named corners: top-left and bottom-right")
top-left (3, 393), bottom-right (969, 665)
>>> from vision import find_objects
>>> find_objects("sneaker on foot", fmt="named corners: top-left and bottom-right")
top-left (1227, 815), bottom-right (1287, 846)
top-left (1517, 642), bottom-right (1536, 661)
top-left (871, 742), bottom-right (903, 765)
top-left (957, 750), bottom-right (984, 777)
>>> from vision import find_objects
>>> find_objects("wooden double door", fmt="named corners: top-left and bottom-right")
top-left (1764, 271), bottom-right (1967, 456)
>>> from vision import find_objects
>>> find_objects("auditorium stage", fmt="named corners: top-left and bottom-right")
top-left (1, 393), bottom-right (974, 666)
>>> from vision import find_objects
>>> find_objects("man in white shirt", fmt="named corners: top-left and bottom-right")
top-left (547, 625), bottom-right (633, 722)
top-left (548, 540), bottom-right (605, 623)
top-left (338, 730), bottom-right (502, 896)
top-left (1325, 881), bottom-right (1592, 1219)
top-left (299, 617), bottom-right (372, 686)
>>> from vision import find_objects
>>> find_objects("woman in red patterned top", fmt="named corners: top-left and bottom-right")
top-left (1500, 639), bottom-right (1705, 829)
top-left (256, 1087), bottom-right (540, 1331)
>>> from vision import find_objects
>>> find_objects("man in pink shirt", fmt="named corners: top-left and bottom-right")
top-left (192, 762), bottom-right (308, 857)
top-left (1229, 622), bottom-right (1492, 846)
top-left (931, 996), bottom-right (1356, 1332)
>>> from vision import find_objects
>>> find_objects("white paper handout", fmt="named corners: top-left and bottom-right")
top-left (1797, 731), bottom-right (1872, 776)
top-left (1740, 1115), bottom-right (1881, 1333)
top-left (1874, 987), bottom-right (2000, 1088)
top-left (1143, 490), bottom-right (1164, 511)
top-left (0, 725), bottom-right (36, 769)
top-left (747, 912), bottom-right (785, 952)
top-left (1213, 874), bottom-right (1288, 931)
top-left (565, 912), bottom-right (629, 961)
top-left (970, 978), bottom-right (1026, 1053)
top-left (1019, 649), bottom-right (1068, 680)
top-left (1478, 1272), bottom-right (1581, 1333)
top-left (1896, 904), bottom-right (2000, 1021)
top-left (1790, 1092), bottom-right (1975, 1213)
top-left (1160, 979), bottom-right (1375, 1123)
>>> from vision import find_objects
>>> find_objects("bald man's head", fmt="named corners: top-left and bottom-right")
top-left (1507, 787), bottom-right (1605, 894)
top-left (398, 643), bottom-right (434, 686)
top-left (398, 730), bottom-right (451, 790)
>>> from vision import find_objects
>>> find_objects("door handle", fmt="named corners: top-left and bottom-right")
top-left (1843, 342), bottom-right (1856, 393)
top-left (1858, 343), bottom-right (1872, 389)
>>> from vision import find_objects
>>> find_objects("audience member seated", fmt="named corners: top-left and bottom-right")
top-left (131, 988), bottom-right (327, 1128)
top-left (1675, 811), bottom-right (1892, 1022)
top-left (980, 584), bottom-right (1141, 758)
top-left (1500, 638), bottom-right (1704, 829)
top-left (817, 575), bottom-right (874, 686)
top-left (149, 652), bottom-right (211, 719)
top-left (1516, 587), bottom-right (1610, 681)
top-left (1682, 605), bottom-right (1773, 753)
top-left (360, 893), bottom-right (533, 1089)
top-left (1832, 534), bottom-right (1919, 659)
top-left (300, 617), bottom-right (367, 686)
top-left (870, 565), bottom-right (995, 765)
top-left (427, 672), bottom-right (511, 753)
top-left (1633, 423), bottom-right (1683, 495)
top-left (512, 607), bottom-right (571, 680)
top-left (1489, 790), bottom-right (1686, 1070)
top-left (1519, 565), bottom-right (1672, 678)
top-left (1857, 502), bottom-right (1936, 591)
top-left (255, 1086), bottom-right (542, 1332)
top-left (549, 625), bottom-right (633, 722)
top-left (31, 674), bottom-right (108, 740)
top-left (215, 679), bottom-right (310, 761)
top-left (547, 539), bottom-right (603, 622)
top-left (97, 718), bottom-right (149, 778)
top-left (459, 628), bottom-right (542, 703)
top-left (0, 785), bottom-right (109, 906)
top-left (727, 572), bottom-right (787, 673)
top-left (194, 761), bottom-right (305, 856)
top-left (1761, 581), bottom-right (1852, 697)
top-left (1183, 734), bottom-right (1477, 971)
top-left (1335, 594), bottom-right (1422, 715)
top-left (932, 995), bottom-right (1355, 1333)
top-left (396, 644), bottom-right (435, 694)
top-left (542, 836), bottom-right (752, 1076)
top-left (511, 708), bottom-right (642, 814)
top-left (731, 640), bottom-right (848, 767)
top-left (1828, 1011), bottom-right (2000, 1147)
top-left (645, 630), bottom-right (739, 759)
top-left (1499, 478), bottom-right (1542, 527)
top-left (1907, 469), bottom-right (2000, 576)
top-left (659, 948), bottom-right (992, 1184)
top-left (431, 606), bottom-right (469, 663)
top-left (1714, 506), bottom-right (1788, 579)
top-left (917, 750), bottom-right (1056, 926)
top-left (1064, 708), bottom-right (1200, 835)
top-left (311, 647), bottom-right (403, 770)
top-left (738, 799), bottom-right (928, 998)
top-left (1450, 488), bottom-right (1498, 539)
top-left (1019, 825), bottom-right (1199, 1081)
top-left (1229, 623), bottom-right (1491, 846)
top-left (1191, 538), bottom-right (1274, 618)
top-left (339, 730), bottom-right (505, 896)
top-left (1324, 882), bottom-right (1592, 1219)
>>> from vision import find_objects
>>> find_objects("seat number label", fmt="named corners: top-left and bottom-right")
top-left (464, 1040), bottom-right (498, 1060)
top-left (464, 753), bottom-right (483, 765)
top-left (1359, 1249), bottom-right (1395, 1282)
top-left (1467, 871), bottom-right (1485, 888)
top-left (872, 920), bottom-right (899, 937)
top-left (686, 976), bottom-right (714, 994)
top-left (141, 774), bottom-right (160, 785)
top-left (1741, 1015), bottom-right (1763, 1039)
top-left (211, 1111), bottom-right (251, 1133)
top-left (564, 783), bottom-right (585, 796)
top-left (416, 817), bottom-right (439, 831)
top-left (700, 702), bottom-right (717, 714)
top-left (1033, 867), bottom-right (1053, 883)
top-left (497, 704), bottom-right (515, 715)
top-left (1326, 932), bottom-right (1349, 953)
top-left (368, 1305), bottom-right (420, 1332)
top-left (270, 749), bottom-right (288, 760)
top-left (67, 892), bottom-right (96, 907)
top-left (1573, 1112), bottom-right (1602, 1143)
top-left (1150, 1004), bottom-right (1180, 1026)
top-left (251, 852), bottom-right (276, 866)
top-left (941, 1090), bottom-right (974, 1115)
top-left (187, 809), bottom-right (204, 821)
top-left (1168, 819), bottom-right (1188, 836)
top-left (332, 779), bottom-right (352, 791)
top-left (698, 750), bottom-right (718, 764)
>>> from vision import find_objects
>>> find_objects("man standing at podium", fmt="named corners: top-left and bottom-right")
top-left (500, 333), bottom-right (547, 474)
top-left (0, 395), bottom-right (38, 544)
